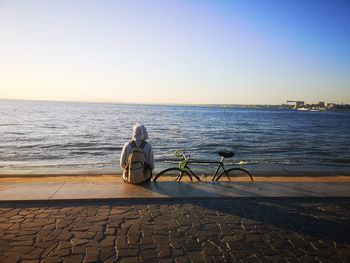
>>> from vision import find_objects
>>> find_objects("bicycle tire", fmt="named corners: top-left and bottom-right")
top-left (153, 167), bottom-right (191, 182)
top-left (216, 168), bottom-right (253, 182)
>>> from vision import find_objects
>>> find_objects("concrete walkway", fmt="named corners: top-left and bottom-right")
top-left (0, 181), bottom-right (349, 201)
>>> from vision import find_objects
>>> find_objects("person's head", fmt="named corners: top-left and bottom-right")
top-left (131, 123), bottom-right (148, 142)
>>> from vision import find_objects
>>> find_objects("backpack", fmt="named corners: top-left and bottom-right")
top-left (124, 141), bottom-right (151, 184)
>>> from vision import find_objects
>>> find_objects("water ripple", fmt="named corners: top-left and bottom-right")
top-left (0, 100), bottom-right (349, 174)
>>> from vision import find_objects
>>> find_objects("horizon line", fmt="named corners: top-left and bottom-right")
top-left (2, 98), bottom-right (347, 107)
top-left (0, 98), bottom-right (284, 106)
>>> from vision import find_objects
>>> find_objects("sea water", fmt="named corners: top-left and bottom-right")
top-left (0, 100), bottom-right (349, 175)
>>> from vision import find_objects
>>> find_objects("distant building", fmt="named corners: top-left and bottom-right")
top-left (286, 100), bottom-right (305, 109)
top-left (326, 103), bottom-right (335, 109)
top-left (283, 100), bottom-right (350, 111)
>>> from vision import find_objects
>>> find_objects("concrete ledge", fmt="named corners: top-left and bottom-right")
top-left (0, 181), bottom-right (349, 202)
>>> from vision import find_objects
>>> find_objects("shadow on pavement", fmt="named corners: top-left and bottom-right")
top-left (198, 197), bottom-right (350, 243)
top-left (0, 197), bottom-right (349, 244)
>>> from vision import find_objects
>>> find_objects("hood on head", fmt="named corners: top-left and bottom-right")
top-left (132, 123), bottom-right (148, 141)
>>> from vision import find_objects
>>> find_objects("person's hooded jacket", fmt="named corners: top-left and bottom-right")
top-left (120, 123), bottom-right (154, 174)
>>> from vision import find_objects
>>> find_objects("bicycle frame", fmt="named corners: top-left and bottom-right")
top-left (179, 155), bottom-right (229, 181)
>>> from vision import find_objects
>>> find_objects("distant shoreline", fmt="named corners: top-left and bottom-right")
top-left (1, 98), bottom-right (349, 110)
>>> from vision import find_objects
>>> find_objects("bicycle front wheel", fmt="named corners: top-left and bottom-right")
top-left (216, 168), bottom-right (253, 182)
top-left (153, 168), bottom-right (191, 182)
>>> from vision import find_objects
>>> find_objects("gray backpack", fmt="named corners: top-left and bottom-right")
top-left (124, 141), bottom-right (151, 184)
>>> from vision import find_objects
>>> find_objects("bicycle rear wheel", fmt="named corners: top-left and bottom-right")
top-left (153, 168), bottom-right (192, 182)
top-left (216, 168), bottom-right (253, 182)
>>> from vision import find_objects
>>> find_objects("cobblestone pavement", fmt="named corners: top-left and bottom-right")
top-left (0, 198), bottom-right (349, 263)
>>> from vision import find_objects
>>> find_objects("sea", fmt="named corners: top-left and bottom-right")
top-left (1, 100), bottom-right (349, 176)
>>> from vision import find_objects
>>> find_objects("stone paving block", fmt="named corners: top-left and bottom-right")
top-left (188, 251), bottom-right (204, 263)
top-left (159, 258), bottom-right (175, 263)
top-left (116, 236), bottom-right (128, 249)
top-left (72, 231), bottom-right (94, 239)
top-left (100, 235), bottom-right (116, 247)
top-left (104, 227), bottom-right (116, 235)
top-left (202, 255), bottom-right (215, 263)
top-left (100, 250), bottom-right (115, 262)
top-left (54, 248), bottom-right (70, 257)
top-left (175, 256), bottom-right (190, 263)
top-left (117, 248), bottom-right (139, 257)
top-left (41, 243), bottom-right (59, 258)
top-left (10, 245), bottom-right (34, 254)
top-left (8, 223), bottom-right (20, 230)
top-left (62, 254), bottom-right (83, 263)
top-left (22, 260), bottom-right (40, 263)
top-left (85, 240), bottom-right (99, 248)
top-left (44, 230), bottom-right (62, 242)
top-left (119, 256), bottom-right (140, 263)
top-left (86, 246), bottom-right (100, 257)
top-left (154, 235), bottom-right (170, 244)
top-left (184, 240), bottom-right (202, 252)
top-left (58, 241), bottom-right (71, 250)
top-left (71, 238), bottom-right (89, 246)
top-left (141, 242), bottom-right (157, 250)
top-left (286, 248), bottom-right (306, 257)
top-left (118, 227), bottom-right (129, 237)
top-left (21, 248), bottom-right (44, 260)
top-left (72, 225), bottom-right (88, 231)
top-left (221, 236), bottom-right (235, 243)
top-left (0, 253), bottom-right (21, 263)
top-left (203, 248), bottom-right (223, 257)
top-left (84, 256), bottom-right (99, 263)
top-left (37, 229), bottom-right (52, 241)
top-left (158, 247), bottom-right (171, 258)
top-left (140, 248), bottom-right (158, 261)
top-left (264, 254), bottom-right (284, 261)
top-left (0, 240), bottom-right (10, 253)
top-left (242, 256), bottom-right (260, 263)
top-left (338, 247), bottom-right (350, 256)
top-left (10, 239), bottom-right (34, 246)
top-left (93, 231), bottom-right (105, 241)
top-left (72, 246), bottom-right (86, 255)
top-left (222, 251), bottom-right (234, 262)
top-left (245, 234), bottom-right (262, 242)
top-left (142, 228), bottom-right (154, 238)
top-left (172, 248), bottom-right (185, 257)
top-left (232, 249), bottom-right (254, 259)
top-left (56, 230), bottom-right (72, 241)
top-left (127, 232), bottom-right (140, 245)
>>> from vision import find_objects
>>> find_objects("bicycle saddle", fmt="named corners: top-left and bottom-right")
top-left (217, 150), bottom-right (234, 158)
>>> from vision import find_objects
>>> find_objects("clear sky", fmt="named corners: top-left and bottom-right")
top-left (0, 0), bottom-right (349, 105)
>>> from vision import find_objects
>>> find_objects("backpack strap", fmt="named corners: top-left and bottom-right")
top-left (130, 141), bottom-right (147, 148)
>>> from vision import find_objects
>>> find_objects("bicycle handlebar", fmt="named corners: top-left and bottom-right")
top-left (174, 150), bottom-right (190, 159)
top-left (174, 150), bottom-right (183, 157)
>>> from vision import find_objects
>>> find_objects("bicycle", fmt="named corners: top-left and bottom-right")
top-left (153, 150), bottom-right (253, 182)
